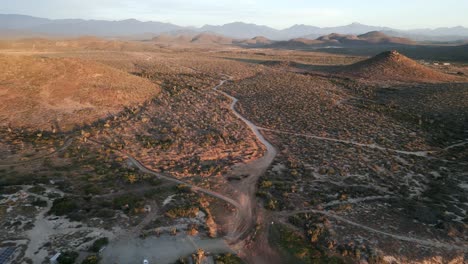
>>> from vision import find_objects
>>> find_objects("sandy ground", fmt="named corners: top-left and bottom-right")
top-left (101, 235), bottom-right (231, 264)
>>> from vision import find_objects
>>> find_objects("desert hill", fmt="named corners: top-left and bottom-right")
top-left (268, 38), bottom-right (321, 48)
top-left (251, 31), bottom-right (415, 48)
top-left (152, 32), bottom-right (233, 46)
top-left (316, 33), bottom-right (360, 44)
top-left (191, 33), bottom-right (233, 45)
top-left (316, 31), bottom-right (414, 46)
top-left (236, 36), bottom-right (273, 46)
top-left (0, 55), bottom-right (160, 130)
top-left (338, 50), bottom-right (461, 82)
top-left (151, 33), bottom-right (195, 44)
top-left (357, 31), bottom-right (415, 45)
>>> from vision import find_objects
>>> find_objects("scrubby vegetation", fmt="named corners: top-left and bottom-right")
top-left (89, 237), bottom-right (109, 252)
top-left (57, 251), bottom-right (79, 264)
top-left (1, 42), bottom-right (466, 264)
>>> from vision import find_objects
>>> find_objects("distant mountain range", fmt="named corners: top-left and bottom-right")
top-left (1, 14), bottom-right (468, 41)
top-left (263, 32), bottom-right (416, 49)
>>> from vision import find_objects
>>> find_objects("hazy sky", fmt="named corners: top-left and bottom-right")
top-left (1, 0), bottom-right (467, 29)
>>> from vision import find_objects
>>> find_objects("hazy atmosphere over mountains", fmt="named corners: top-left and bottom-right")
top-left (1, 14), bottom-right (468, 41)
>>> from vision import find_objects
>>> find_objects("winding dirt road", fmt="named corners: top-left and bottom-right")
top-left (279, 209), bottom-right (468, 252)
top-left (259, 127), bottom-right (433, 157)
top-left (125, 155), bottom-right (242, 209)
top-left (213, 79), bottom-right (278, 242)
top-left (107, 78), bottom-right (277, 247)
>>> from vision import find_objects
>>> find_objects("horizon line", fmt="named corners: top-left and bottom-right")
top-left (2, 13), bottom-right (467, 32)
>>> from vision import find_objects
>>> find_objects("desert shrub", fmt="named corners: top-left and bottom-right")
top-left (32, 198), bottom-right (48, 207)
top-left (92, 208), bottom-right (115, 218)
top-left (165, 206), bottom-right (199, 219)
top-left (270, 224), bottom-right (323, 264)
top-left (112, 194), bottom-right (143, 212)
top-left (57, 251), bottom-right (79, 264)
top-left (28, 185), bottom-right (46, 194)
top-left (136, 134), bottom-right (173, 149)
top-left (147, 177), bottom-right (163, 186)
top-left (175, 184), bottom-right (192, 193)
top-left (260, 180), bottom-right (273, 188)
top-left (49, 197), bottom-right (78, 216)
top-left (216, 253), bottom-right (245, 264)
top-left (82, 255), bottom-right (101, 264)
top-left (89, 237), bottom-right (109, 252)
top-left (84, 184), bottom-right (102, 195)
top-left (266, 198), bottom-right (278, 210)
top-left (0, 186), bottom-right (22, 195)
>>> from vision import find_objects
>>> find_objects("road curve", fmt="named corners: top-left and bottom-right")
top-left (126, 155), bottom-right (242, 209)
top-left (213, 81), bottom-right (277, 160)
top-left (213, 79), bottom-right (278, 242)
top-left (102, 78), bottom-right (278, 244)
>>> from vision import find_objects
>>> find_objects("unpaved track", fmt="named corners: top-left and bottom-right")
top-left (213, 79), bottom-right (278, 242)
top-left (96, 78), bottom-right (277, 247)
top-left (124, 78), bottom-right (278, 243)
top-left (98, 78), bottom-right (279, 263)
top-left (126, 155), bottom-right (241, 210)
top-left (279, 209), bottom-right (468, 252)
top-left (443, 140), bottom-right (468, 151)
top-left (260, 127), bottom-right (468, 165)
top-left (259, 127), bottom-right (432, 157)
top-left (0, 138), bottom-right (73, 167)
top-left (320, 195), bottom-right (397, 208)
top-left (215, 79), bottom-right (468, 254)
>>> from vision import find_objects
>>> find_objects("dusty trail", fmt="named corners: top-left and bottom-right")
top-left (259, 127), bottom-right (433, 157)
top-left (279, 209), bottom-right (468, 252)
top-left (216, 80), bottom-right (467, 254)
top-left (125, 155), bottom-right (241, 209)
top-left (261, 127), bottom-right (468, 165)
top-left (443, 140), bottom-right (468, 151)
top-left (213, 79), bottom-right (278, 242)
top-left (96, 78), bottom-right (277, 248)
top-left (0, 138), bottom-right (73, 167)
top-left (96, 78), bottom-right (280, 263)
top-left (320, 195), bottom-right (397, 208)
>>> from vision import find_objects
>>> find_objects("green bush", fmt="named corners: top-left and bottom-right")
top-left (32, 198), bottom-right (48, 207)
top-left (216, 253), bottom-right (245, 264)
top-left (82, 255), bottom-right (101, 264)
top-left (57, 251), bottom-right (79, 264)
top-left (89, 237), bottom-right (109, 252)
top-left (28, 185), bottom-right (46, 194)
top-left (49, 197), bottom-right (78, 216)
top-left (112, 194), bottom-right (143, 212)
